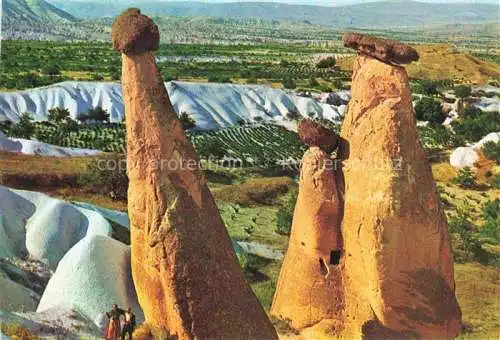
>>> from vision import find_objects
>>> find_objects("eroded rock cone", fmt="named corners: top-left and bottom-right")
top-left (112, 8), bottom-right (277, 339)
top-left (340, 34), bottom-right (461, 338)
top-left (271, 122), bottom-right (345, 331)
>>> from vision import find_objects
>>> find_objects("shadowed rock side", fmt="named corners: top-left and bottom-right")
top-left (339, 50), bottom-right (461, 338)
top-left (343, 32), bottom-right (419, 65)
top-left (298, 119), bottom-right (340, 154)
top-left (271, 121), bottom-right (345, 332)
top-left (112, 8), bottom-right (277, 340)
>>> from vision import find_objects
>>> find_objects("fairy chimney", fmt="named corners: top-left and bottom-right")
top-left (112, 8), bottom-right (278, 339)
top-left (271, 119), bottom-right (345, 332)
top-left (339, 33), bottom-right (461, 338)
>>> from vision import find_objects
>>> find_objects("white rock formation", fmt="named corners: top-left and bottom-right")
top-left (450, 132), bottom-right (500, 168)
top-left (37, 235), bottom-right (143, 325)
top-left (0, 186), bottom-right (112, 268)
top-left (0, 81), bottom-right (344, 130)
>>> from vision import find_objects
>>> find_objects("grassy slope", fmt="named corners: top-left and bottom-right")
top-left (338, 44), bottom-right (500, 84)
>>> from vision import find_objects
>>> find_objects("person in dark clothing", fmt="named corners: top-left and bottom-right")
top-left (121, 307), bottom-right (136, 340)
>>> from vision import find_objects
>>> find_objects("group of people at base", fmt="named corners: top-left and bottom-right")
top-left (106, 304), bottom-right (136, 339)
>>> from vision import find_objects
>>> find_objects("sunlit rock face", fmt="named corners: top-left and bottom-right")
top-left (339, 33), bottom-right (461, 339)
top-left (113, 8), bottom-right (277, 340)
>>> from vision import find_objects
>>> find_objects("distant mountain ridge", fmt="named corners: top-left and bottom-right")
top-left (3, 0), bottom-right (78, 24)
top-left (46, 0), bottom-right (499, 27)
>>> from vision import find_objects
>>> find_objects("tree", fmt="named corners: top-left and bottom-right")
top-left (422, 81), bottom-right (439, 96)
top-left (10, 112), bottom-right (35, 139)
top-left (483, 141), bottom-right (500, 164)
top-left (454, 85), bottom-right (471, 99)
top-left (78, 157), bottom-right (128, 201)
top-left (308, 78), bottom-right (319, 87)
top-left (452, 167), bottom-right (477, 189)
top-left (91, 73), bottom-right (104, 81)
top-left (282, 77), bottom-right (296, 90)
top-left (461, 105), bottom-right (482, 118)
top-left (448, 204), bottom-right (486, 263)
top-left (452, 111), bottom-right (500, 142)
top-left (87, 107), bottom-right (110, 123)
top-left (17, 73), bottom-right (39, 89)
top-left (48, 107), bottom-right (71, 124)
top-left (196, 138), bottom-right (226, 159)
top-left (480, 199), bottom-right (500, 243)
top-left (43, 63), bottom-right (61, 76)
top-left (179, 112), bottom-right (196, 130)
top-left (276, 189), bottom-right (298, 235)
top-left (414, 97), bottom-right (446, 124)
top-left (316, 56), bottom-right (336, 69)
top-left (109, 65), bottom-right (121, 81)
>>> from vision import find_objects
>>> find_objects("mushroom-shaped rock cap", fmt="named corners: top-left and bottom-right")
top-left (343, 32), bottom-right (419, 65)
top-left (112, 8), bottom-right (159, 55)
top-left (298, 119), bottom-right (339, 153)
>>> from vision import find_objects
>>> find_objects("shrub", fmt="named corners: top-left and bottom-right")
top-left (87, 107), bottom-right (110, 123)
top-left (318, 84), bottom-right (333, 93)
top-left (17, 73), bottom-right (40, 88)
top-left (316, 56), bottom-right (336, 69)
top-left (207, 75), bottom-right (231, 83)
top-left (480, 199), bottom-right (500, 243)
top-left (285, 110), bottom-right (300, 121)
top-left (276, 188), bottom-right (298, 235)
top-left (238, 252), bottom-right (268, 274)
top-left (461, 105), bottom-right (482, 118)
top-left (179, 112), bottom-right (196, 130)
top-left (448, 203), bottom-right (493, 264)
top-left (0, 120), bottom-right (13, 134)
top-left (0, 323), bottom-right (38, 340)
top-left (422, 80), bottom-right (439, 96)
top-left (452, 167), bottom-right (477, 189)
top-left (47, 107), bottom-right (70, 124)
top-left (60, 119), bottom-right (78, 133)
top-left (308, 78), bottom-right (319, 87)
top-left (482, 141), bottom-right (500, 164)
top-left (196, 138), bottom-right (226, 159)
top-left (246, 76), bottom-right (258, 84)
top-left (78, 157), bottom-right (128, 200)
top-left (454, 85), bottom-right (472, 99)
top-left (10, 112), bottom-right (35, 139)
top-left (331, 78), bottom-right (343, 90)
top-left (452, 111), bottom-right (500, 142)
top-left (417, 125), bottom-right (464, 148)
top-left (282, 77), bottom-right (296, 90)
top-left (109, 65), bottom-right (121, 81)
top-left (43, 63), bottom-right (61, 75)
top-left (91, 73), bottom-right (104, 81)
top-left (414, 97), bottom-right (446, 124)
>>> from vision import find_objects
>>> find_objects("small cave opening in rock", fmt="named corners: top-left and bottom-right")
top-left (330, 250), bottom-right (342, 265)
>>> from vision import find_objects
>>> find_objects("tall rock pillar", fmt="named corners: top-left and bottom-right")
top-left (340, 33), bottom-right (461, 339)
top-left (271, 119), bottom-right (345, 333)
top-left (112, 9), bottom-right (277, 339)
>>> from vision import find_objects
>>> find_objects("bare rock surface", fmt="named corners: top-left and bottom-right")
top-left (339, 51), bottom-right (461, 338)
top-left (113, 8), bottom-right (277, 340)
top-left (343, 32), bottom-right (419, 65)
